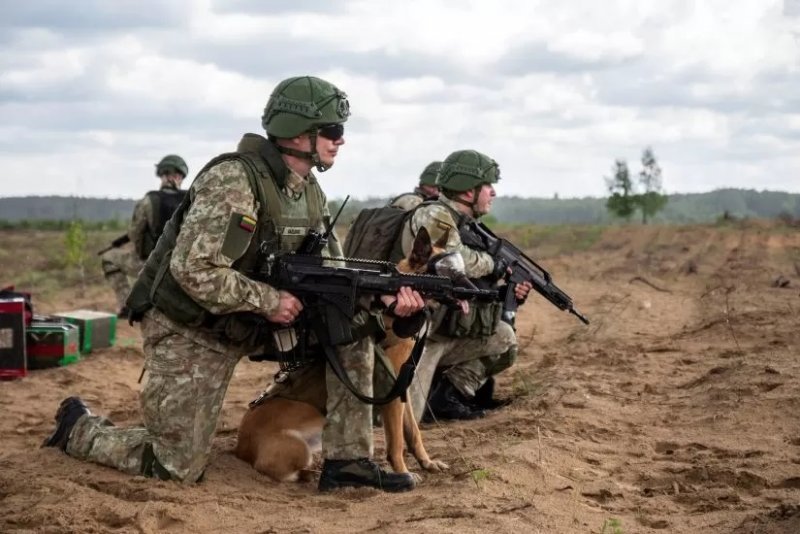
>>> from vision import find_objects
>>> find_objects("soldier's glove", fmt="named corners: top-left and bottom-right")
top-left (491, 257), bottom-right (509, 281)
top-left (386, 303), bottom-right (428, 338)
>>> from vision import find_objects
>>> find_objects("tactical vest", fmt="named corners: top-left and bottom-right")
top-left (429, 201), bottom-right (503, 338)
top-left (126, 134), bottom-right (325, 347)
top-left (139, 187), bottom-right (188, 260)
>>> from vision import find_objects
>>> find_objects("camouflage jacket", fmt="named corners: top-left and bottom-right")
top-left (400, 197), bottom-right (494, 278)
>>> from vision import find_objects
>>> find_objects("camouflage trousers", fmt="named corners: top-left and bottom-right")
top-left (100, 244), bottom-right (143, 309)
top-left (408, 321), bottom-right (518, 421)
top-left (322, 336), bottom-right (376, 460)
top-left (66, 313), bottom-right (240, 483)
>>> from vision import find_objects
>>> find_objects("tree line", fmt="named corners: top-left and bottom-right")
top-left (2, 188), bottom-right (800, 228)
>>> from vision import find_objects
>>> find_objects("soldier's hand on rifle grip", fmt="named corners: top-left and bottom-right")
top-left (491, 257), bottom-right (510, 280)
top-left (514, 280), bottom-right (533, 303)
top-left (381, 287), bottom-right (425, 317)
top-left (264, 290), bottom-right (303, 326)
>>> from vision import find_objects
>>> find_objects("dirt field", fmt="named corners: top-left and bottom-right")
top-left (1, 221), bottom-right (799, 533)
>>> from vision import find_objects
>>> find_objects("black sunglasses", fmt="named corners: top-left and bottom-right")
top-left (317, 123), bottom-right (344, 141)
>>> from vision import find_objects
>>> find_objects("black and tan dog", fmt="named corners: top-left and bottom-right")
top-left (235, 228), bottom-right (452, 482)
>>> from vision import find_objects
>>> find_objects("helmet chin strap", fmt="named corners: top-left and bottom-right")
top-left (451, 185), bottom-right (483, 217)
top-left (275, 130), bottom-right (331, 172)
top-left (471, 185), bottom-right (482, 217)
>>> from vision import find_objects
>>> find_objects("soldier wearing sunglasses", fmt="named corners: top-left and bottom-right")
top-left (45, 76), bottom-right (424, 493)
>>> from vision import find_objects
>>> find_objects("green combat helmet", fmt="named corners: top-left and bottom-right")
top-left (419, 161), bottom-right (442, 187)
top-left (155, 155), bottom-right (188, 178)
top-left (436, 149), bottom-right (500, 192)
top-left (261, 76), bottom-right (350, 172)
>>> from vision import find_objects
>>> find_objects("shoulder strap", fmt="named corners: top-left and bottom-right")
top-left (304, 175), bottom-right (323, 229)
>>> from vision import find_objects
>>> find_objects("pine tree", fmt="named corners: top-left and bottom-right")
top-left (605, 159), bottom-right (637, 221)
top-left (637, 147), bottom-right (668, 224)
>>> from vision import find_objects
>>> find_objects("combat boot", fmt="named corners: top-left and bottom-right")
top-left (318, 458), bottom-right (416, 492)
top-left (42, 396), bottom-right (91, 451)
top-left (426, 378), bottom-right (486, 421)
top-left (472, 377), bottom-right (512, 410)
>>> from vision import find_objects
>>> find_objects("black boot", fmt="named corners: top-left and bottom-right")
top-left (318, 458), bottom-right (416, 492)
top-left (117, 306), bottom-right (130, 319)
top-left (42, 396), bottom-right (91, 451)
top-left (472, 377), bottom-right (512, 410)
top-left (426, 378), bottom-right (486, 421)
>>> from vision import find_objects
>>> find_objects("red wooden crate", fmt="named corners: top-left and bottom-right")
top-left (0, 298), bottom-right (27, 379)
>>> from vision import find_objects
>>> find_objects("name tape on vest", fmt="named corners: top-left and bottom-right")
top-left (282, 226), bottom-right (308, 236)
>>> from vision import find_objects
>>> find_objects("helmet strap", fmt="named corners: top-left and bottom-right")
top-left (472, 185), bottom-right (483, 216)
top-left (451, 192), bottom-right (478, 216)
top-left (275, 144), bottom-right (314, 160)
top-left (451, 186), bottom-right (483, 217)
top-left (309, 129), bottom-right (332, 173)
top-left (274, 130), bottom-right (332, 172)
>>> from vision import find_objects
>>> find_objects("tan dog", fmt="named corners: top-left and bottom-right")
top-left (235, 227), bottom-right (450, 482)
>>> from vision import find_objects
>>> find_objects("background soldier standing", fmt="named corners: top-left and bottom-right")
top-left (387, 161), bottom-right (441, 210)
top-left (100, 155), bottom-right (188, 317)
top-left (399, 149), bottom-right (533, 421)
top-left (44, 76), bottom-right (423, 492)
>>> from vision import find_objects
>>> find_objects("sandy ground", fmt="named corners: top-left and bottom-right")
top-left (1, 222), bottom-right (800, 533)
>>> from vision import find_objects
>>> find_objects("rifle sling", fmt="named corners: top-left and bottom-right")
top-left (317, 322), bottom-right (428, 406)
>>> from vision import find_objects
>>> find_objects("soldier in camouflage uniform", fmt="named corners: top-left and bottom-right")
top-left (399, 149), bottom-right (533, 421)
top-left (100, 155), bottom-right (188, 317)
top-left (44, 76), bottom-right (423, 493)
top-left (387, 161), bottom-right (441, 211)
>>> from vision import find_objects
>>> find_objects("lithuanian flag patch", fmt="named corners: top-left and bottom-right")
top-left (239, 215), bottom-right (256, 232)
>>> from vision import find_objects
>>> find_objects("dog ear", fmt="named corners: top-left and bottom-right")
top-left (433, 227), bottom-right (450, 249)
top-left (410, 227), bottom-right (433, 266)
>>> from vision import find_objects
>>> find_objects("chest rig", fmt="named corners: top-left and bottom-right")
top-left (432, 200), bottom-right (504, 338)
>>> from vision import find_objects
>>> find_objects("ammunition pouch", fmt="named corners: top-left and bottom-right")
top-left (142, 250), bottom-right (208, 327)
top-left (437, 300), bottom-right (502, 338)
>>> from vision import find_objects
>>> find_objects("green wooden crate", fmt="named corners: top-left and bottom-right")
top-left (53, 310), bottom-right (117, 354)
top-left (26, 320), bottom-right (81, 369)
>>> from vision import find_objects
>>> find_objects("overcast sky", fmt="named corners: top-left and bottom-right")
top-left (0, 0), bottom-right (798, 200)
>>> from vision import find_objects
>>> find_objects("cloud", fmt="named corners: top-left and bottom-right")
top-left (0, 0), bottom-right (798, 202)
top-left (210, 0), bottom-right (342, 15)
top-left (0, 1), bottom-right (190, 31)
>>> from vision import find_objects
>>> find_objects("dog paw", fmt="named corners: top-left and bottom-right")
top-left (421, 459), bottom-right (449, 472)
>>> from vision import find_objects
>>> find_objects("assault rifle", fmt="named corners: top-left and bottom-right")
top-left (254, 253), bottom-right (497, 404)
top-left (261, 253), bottom-right (498, 346)
top-left (463, 221), bottom-right (590, 325)
top-left (97, 234), bottom-right (130, 256)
